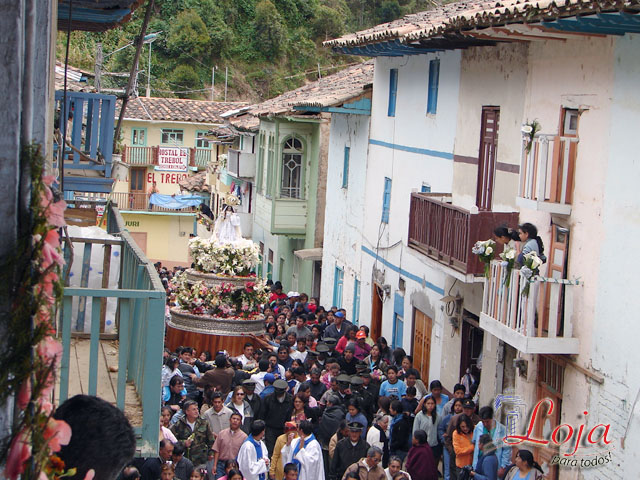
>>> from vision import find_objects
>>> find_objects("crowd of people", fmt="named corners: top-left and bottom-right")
top-left (116, 279), bottom-right (546, 480)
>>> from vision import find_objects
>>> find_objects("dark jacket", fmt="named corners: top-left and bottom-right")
top-left (317, 405), bottom-right (346, 448)
top-left (195, 366), bottom-right (234, 396)
top-left (174, 456), bottom-right (194, 480)
top-left (260, 392), bottom-right (294, 432)
top-left (306, 380), bottom-right (328, 401)
top-left (406, 443), bottom-right (438, 480)
top-left (178, 363), bottom-right (199, 399)
top-left (329, 437), bottom-right (369, 480)
top-left (245, 392), bottom-right (263, 420)
top-left (474, 452), bottom-right (498, 480)
top-left (352, 388), bottom-right (376, 424)
top-left (338, 356), bottom-right (358, 375)
top-left (390, 413), bottom-right (413, 453)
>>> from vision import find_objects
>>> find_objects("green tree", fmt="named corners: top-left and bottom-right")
top-left (312, 5), bottom-right (346, 40)
top-left (172, 64), bottom-right (201, 98)
top-left (166, 9), bottom-right (210, 61)
top-left (253, 0), bottom-right (287, 60)
top-left (376, 0), bottom-right (402, 23)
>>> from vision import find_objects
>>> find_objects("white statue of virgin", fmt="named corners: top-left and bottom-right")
top-left (210, 195), bottom-right (242, 245)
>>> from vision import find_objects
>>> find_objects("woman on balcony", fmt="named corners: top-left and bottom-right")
top-left (493, 226), bottom-right (519, 249)
top-left (517, 223), bottom-right (546, 265)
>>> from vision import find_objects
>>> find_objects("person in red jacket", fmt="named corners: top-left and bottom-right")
top-left (406, 429), bottom-right (438, 480)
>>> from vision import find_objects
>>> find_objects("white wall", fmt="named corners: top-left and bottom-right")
top-left (320, 112), bottom-right (370, 318)
top-left (590, 33), bottom-right (640, 479)
top-left (355, 52), bottom-right (461, 382)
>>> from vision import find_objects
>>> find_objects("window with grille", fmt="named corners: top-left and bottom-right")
top-left (281, 136), bottom-right (304, 199)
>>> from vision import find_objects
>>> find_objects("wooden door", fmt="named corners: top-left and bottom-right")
top-left (128, 232), bottom-right (147, 255)
top-left (370, 284), bottom-right (383, 341)
top-left (476, 107), bottom-right (500, 211)
top-left (459, 317), bottom-right (483, 381)
top-left (535, 355), bottom-right (564, 480)
top-left (130, 167), bottom-right (147, 209)
top-left (412, 309), bottom-right (432, 381)
top-left (541, 225), bottom-right (569, 335)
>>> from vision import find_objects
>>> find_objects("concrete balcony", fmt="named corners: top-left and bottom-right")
top-left (408, 192), bottom-right (519, 280)
top-left (227, 148), bottom-right (256, 178)
top-left (517, 133), bottom-right (578, 215)
top-left (480, 260), bottom-right (580, 354)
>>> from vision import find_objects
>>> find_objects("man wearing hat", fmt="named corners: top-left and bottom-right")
top-left (335, 373), bottom-right (354, 407)
top-left (324, 311), bottom-right (352, 340)
top-left (260, 373), bottom-right (276, 399)
top-left (329, 421), bottom-right (370, 480)
top-left (243, 378), bottom-right (263, 419)
top-left (281, 420), bottom-right (324, 480)
top-left (270, 422), bottom-right (299, 480)
top-left (322, 337), bottom-right (341, 361)
top-left (350, 376), bottom-right (376, 425)
top-left (260, 378), bottom-right (294, 455)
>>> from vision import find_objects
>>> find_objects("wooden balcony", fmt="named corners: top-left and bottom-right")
top-left (54, 91), bottom-right (116, 193)
top-left (122, 146), bottom-right (212, 169)
top-left (517, 133), bottom-right (578, 215)
top-left (480, 260), bottom-right (580, 354)
top-left (58, 203), bottom-right (165, 456)
top-left (227, 148), bottom-right (256, 178)
top-left (111, 192), bottom-right (198, 213)
top-left (408, 193), bottom-right (519, 277)
top-left (256, 194), bottom-right (307, 236)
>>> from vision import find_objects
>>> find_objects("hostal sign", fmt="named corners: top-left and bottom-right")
top-left (157, 147), bottom-right (188, 172)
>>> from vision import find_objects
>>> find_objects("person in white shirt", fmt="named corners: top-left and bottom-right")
top-left (251, 359), bottom-right (271, 395)
top-left (236, 342), bottom-right (257, 369)
top-left (290, 337), bottom-right (309, 363)
top-left (281, 420), bottom-right (324, 480)
top-left (384, 455), bottom-right (412, 480)
top-left (237, 420), bottom-right (270, 480)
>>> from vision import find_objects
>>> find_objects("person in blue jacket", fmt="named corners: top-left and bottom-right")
top-left (471, 434), bottom-right (498, 480)
top-left (472, 407), bottom-right (511, 477)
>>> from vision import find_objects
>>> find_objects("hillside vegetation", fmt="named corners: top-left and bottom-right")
top-left (58, 0), bottom-right (435, 101)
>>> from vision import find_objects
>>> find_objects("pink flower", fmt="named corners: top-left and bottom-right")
top-left (43, 418), bottom-right (72, 452)
top-left (38, 336), bottom-right (63, 362)
top-left (39, 399), bottom-right (54, 415)
top-left (45, 199), bottom-right (67, 228)
top-left (41, 233), bottom-right (65, 270)
top-left (84, 469), bottom-right (96, 480)
top-left (4, 429), bottom-right (31, 480)
top-left (43, 175), bottom-right (57, 186)
top-left (17, 379), bottom-right (31, 410)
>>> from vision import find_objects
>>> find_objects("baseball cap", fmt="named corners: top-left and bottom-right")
top-left (334, 311), bottom-right (345, 318)
top-left (264, 373), bottom-right (275, 383)
top-left (356, 331), bottom-right (366, 339)
top-left (285, 421), bottom-right (298, 432)
top-left (462, 399), bottom-right (475, 409)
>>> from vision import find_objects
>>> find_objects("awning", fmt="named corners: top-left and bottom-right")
top-left (294, 248), bottom-right (323, 261)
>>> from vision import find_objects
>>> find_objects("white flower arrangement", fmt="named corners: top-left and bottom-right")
top-left (472, 239), bottom-right (497, 277)
top-left (520, 251), bottom-right (543, 297)
top-left (499, 245), bottom-right (517, 287)
top-left (188, 237), bottom-right (260, 276)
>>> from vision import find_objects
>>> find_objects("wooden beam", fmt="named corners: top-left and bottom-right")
top-left (529, 24), bottom-right (607, 38)
top-left (543, 354), bottom-right (605, 384)
top-left (492, 27), bottom-right (567, 42)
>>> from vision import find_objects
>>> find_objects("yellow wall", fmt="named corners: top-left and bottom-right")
top-left (121, 212), bottom-right (196, 268)
top-left (122, 120), bottom-right (213, 149)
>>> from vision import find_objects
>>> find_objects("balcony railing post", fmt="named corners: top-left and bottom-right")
top-left (536, 136), bottom-right (549, 202)
top-left (152, 146), bottom-right (158, 165)
top-left (122, 145), bottom-right (127, 164)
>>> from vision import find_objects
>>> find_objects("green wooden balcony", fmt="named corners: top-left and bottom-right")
top-left (58, 202), bottom-right (165, 456)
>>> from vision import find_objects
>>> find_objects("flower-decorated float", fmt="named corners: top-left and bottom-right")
top-left (165, 196), bottom-right (269, 355)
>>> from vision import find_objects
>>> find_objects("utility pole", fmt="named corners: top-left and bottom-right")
top-left (113, 0), bottom-right (155, 153)
top-left (211, 66), bottom-right (215, 101)
top-left (146, 40), bottom-right (152, 97)
top-left (224, 67), bottom-right (228, 102)
top-left (317, 63), bottom-right (322, 79)
top-left (94, 43), bottom-right (103, 93)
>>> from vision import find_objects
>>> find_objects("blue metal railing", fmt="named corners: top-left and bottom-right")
top-left (59, 202), bottom-right (165, 456)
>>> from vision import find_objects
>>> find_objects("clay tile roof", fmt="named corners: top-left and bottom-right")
top-left (178, 171), bottom-right (210, 193)
top-left (227, 113), bottom-right (260, 132)
top-left (248, 60), bottom-right (374, 117)
top-left (325, 0), bottom-right (640, 47)
top-left (123, 97), bottom-right (249, 124)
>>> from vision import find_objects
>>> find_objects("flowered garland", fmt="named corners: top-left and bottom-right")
top-left (174, 273), bottom-right (269, 319)
top-left (1, 145), bottom-right (85, 479)
top-left (499, 245), bottom-right (517, 288)
top-left (522, 119), bottom-right (541, 154)
top-left (189, 237), bottom-right (260, 276)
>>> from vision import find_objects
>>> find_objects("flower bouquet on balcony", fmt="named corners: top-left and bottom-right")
top-left (499, 245), bottom-right (517, 288)
top-left (520, 251), bottom-right (543, 297)
top-left (472, 239), bottom-right (497, 277)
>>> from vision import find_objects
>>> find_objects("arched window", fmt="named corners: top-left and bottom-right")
top-left (281, 136), bottom-right (303, 199)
